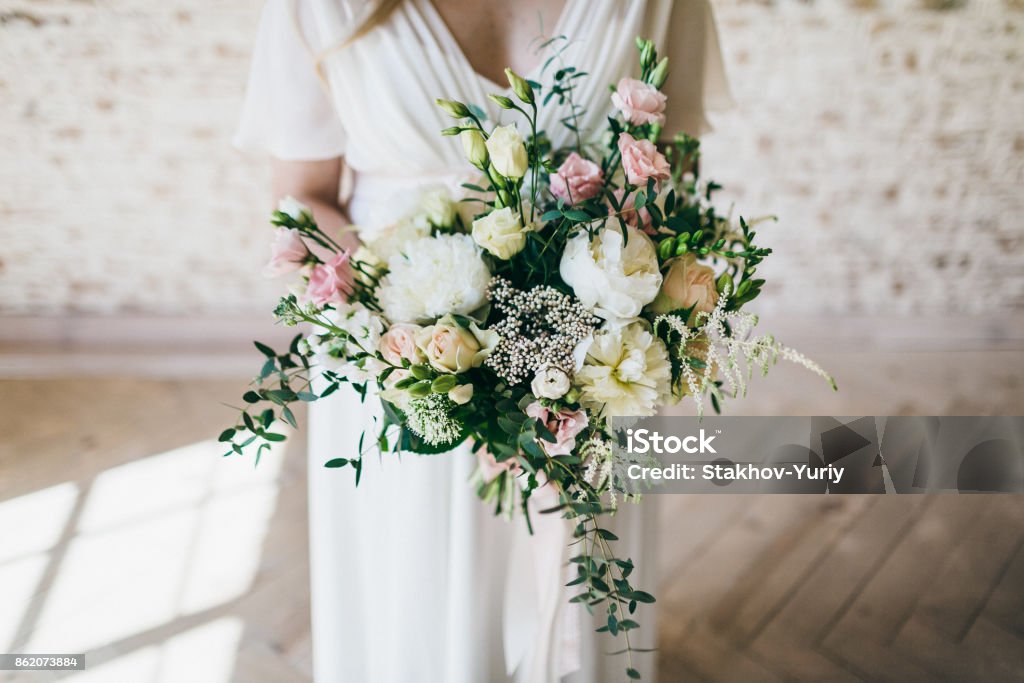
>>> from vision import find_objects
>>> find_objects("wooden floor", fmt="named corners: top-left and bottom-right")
top-left (1, 350), bottom-right (1022, 682)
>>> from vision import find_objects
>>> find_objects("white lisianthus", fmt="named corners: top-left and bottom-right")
top-left (360, 216), bottom-right (431, 264)
top-left (309, 303), bottom-right (386, 381)
top-left (419, 187), bottom-right (457, 228)
top-left (576, 321), bottom-right (672, 418)
top-left (486, 124), bottom-right (528, 179)
top-left (559, 225), bottom-right (662, 323)
top-left (416, 315), bottom-right (499, 374)
top-left (472, 207), bottom-right (527, 259)
top-left (531, 363), bottom-right (572, 399)
top-left (377, 234), bottom-right (491, 323)
top-left (277, 195), bottom-right (310, 220)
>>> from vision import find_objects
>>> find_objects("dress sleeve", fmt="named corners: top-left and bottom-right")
top-left (651, 0), bottom-right (735, 137)
top-left (233, 0), bottom-right (347, 160)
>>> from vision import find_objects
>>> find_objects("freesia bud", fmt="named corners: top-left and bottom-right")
top-left (459, 129), bottom-right (489, 169)
top-left (650, 57), bottom-right (669, 89)
top-left (436, 98), bottom-right (471, 118)
top-left (504, 68), bottom-right (534, 105)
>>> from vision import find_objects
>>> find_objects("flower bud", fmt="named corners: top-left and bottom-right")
top-left (409, 380), bottom-right (433, 398)
top-left (459, 129), bottom-right (489, 169)
top-left (650, 57), bottom-right (669, 89)
top-left (410, 364), bottom-right (431, 380)
top-left (716, 272), bottom-right (734, 296)
top-left (504, 68), bottom-right (534, 105)
top-left (436, 98), bottom-right (471, 119)
top-left (488, 94), bottom-right (516, 110)
top-left (441, 126), bottom-right (463, 136)
top-left (658, 237), bottom-right (675, 261)
top-left (431, 375), bottom-right (458, 393)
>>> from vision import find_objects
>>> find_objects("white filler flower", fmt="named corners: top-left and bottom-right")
top-left (560, 225), bottom-right (662, 323)
top-left (378, 234), bottom-right (491, 323)
top-left (577, 321), bottom-right (672, 418)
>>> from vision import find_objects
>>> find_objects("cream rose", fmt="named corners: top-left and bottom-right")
top-left (485, 124), bottom-right (528, 179)
top-left (420, 187), bottom-right (457, 228)
top-left (559, 224), bottom-right (662, 323)
top-left (472, 207), bottom-right (527, 260)
top-left (648, 254), bottom-right (719, 318)
top-left (416, 316), bottom-right (499, 374)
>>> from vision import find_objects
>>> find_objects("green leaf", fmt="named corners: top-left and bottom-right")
top-left (596, 528), bottom-right (619, 541)
top-left (626, 667), bottom-right (641, 679)
top-left (217, 428), bottom-right (236, 442)
top-left (324, 458), bottom-right (349, 468)
top-left (262, 432), bottom-right (287, 442)
top-left (540, 210), bottom-right (563, 222)
top-left (281, 406), bottom-right (298, 428)
top-left (254, 341), bottom-right (276, 357)
top-left (562, 209), bottom-right (592, 222)
top-left (243, 391), bottom-right (261, 404)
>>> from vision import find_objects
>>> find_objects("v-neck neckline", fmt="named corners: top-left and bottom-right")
top-left (420, 0), bottom-right (576, 93)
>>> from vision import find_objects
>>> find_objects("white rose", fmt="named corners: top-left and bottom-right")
top-left (559, 225), bottom-right (662, 324)
top-left (486, 124), bottom-right (528, 179)
top-left (472, 207), bottom-right (527, 259)
top-left (419, 187), bottom-right (457, 228)
top-left (277, 195), bottom-right (310, 220)
top-left (531, 363), bottom-right (572, 399)
top-left (415, 315), bottom-right (498, 374)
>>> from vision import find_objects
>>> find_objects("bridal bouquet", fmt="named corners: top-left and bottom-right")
top-left (222, 38), bottom-right (833, 678)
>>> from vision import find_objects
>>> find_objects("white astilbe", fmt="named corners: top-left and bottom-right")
top-left (406, 394), bottom-right (463, 446)
top-left (654, 286), bottom-right (835, 417)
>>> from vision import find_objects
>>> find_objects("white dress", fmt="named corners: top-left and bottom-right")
top-left (235, 2), bottom-right (731, 681)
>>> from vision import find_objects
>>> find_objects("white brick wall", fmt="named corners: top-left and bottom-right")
top-left (0, 0), bottom-right (1021, 316)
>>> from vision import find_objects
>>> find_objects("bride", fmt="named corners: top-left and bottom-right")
top-left (235, 0), bottom-right (731, 680)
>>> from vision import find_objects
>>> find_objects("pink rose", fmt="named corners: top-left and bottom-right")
top-left (525, 402), bottom-right (589, 457)
top-left (305, 250), bottom-right (354, 306)
top-left (611, 77), bottom-right (667, 126)
top-left (610, 188), bottom-right (654, 235)
top-left (550, 152), bottom-right (604, 204)
top-left (379, 324), bottom-right (423, 366)
top-left (617, 133), bottom-right (671, 188)
top-left (263, 228), bottom-right (310, 277)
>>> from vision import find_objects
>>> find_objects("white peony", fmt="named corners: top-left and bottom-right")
top-left (419, 187), bottom-right (457, 228)
top-left (472, 207), bottom-right (527, 259)
top-left (360, 216), bottom-right (431, 264)
top-left (576, 321), bottom-right (672, 418)
top-left (559, 225), bottom-right (662, 324)
top-left (377, 234), bottom-right (491, 323)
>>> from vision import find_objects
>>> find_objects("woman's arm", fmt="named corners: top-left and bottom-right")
top-left (271, 157), bottom-right (359, 252)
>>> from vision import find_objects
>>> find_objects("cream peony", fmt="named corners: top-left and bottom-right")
top-left (648, 253), bottom-right (720, 318)
top-left (472, 207), bottom-right (527, 259)
top-left (576, 321), bottom-right (672, 417)
top-left (486, 124), bottom-right (528, 179)
top-left (377, 234), bottom-right (491, 323)
top-left (559, 225), bottom-right (662, 323)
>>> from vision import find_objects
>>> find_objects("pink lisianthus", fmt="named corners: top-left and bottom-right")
top-left (611, 77), bottom-right (667, 126)
top-left (524, 402), bottom-right (589, 457)
top-left (305, 250), bottom-right (355, 306)
top-left (610, 188), bottom-right (655, 235)
top-left (263, 227), bottom-right (310, 277)
top-left (617, 132), bottom-right (671, 188)
top-left (550, 152), bottom-right (604, 205)
top-left (477, 448), bottom-right (522, 482)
